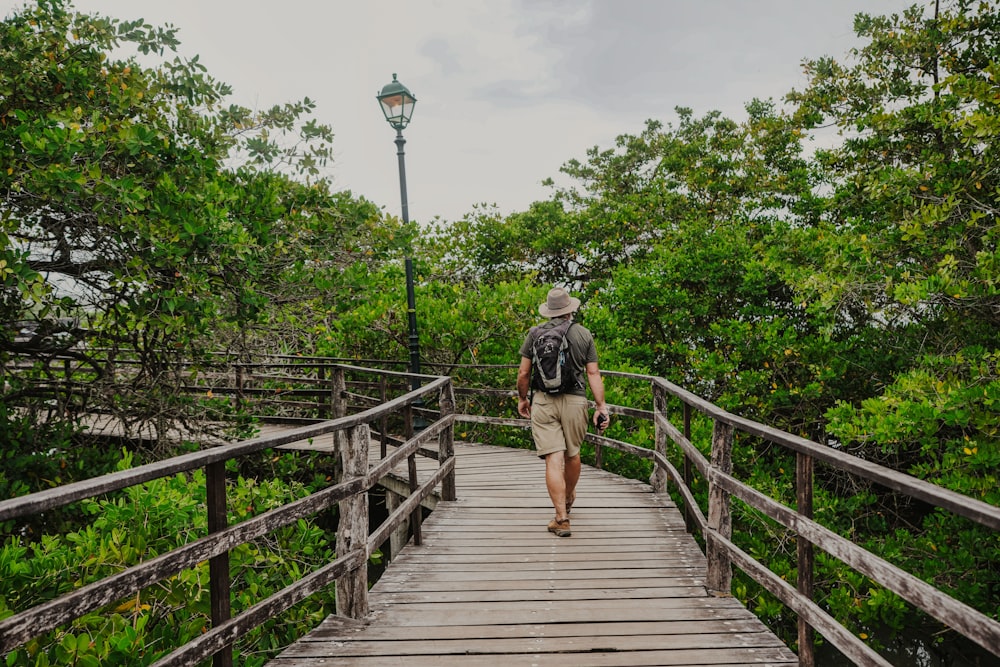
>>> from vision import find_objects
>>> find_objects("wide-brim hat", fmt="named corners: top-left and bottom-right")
top-left (538, 287), bottom-right (581, 318)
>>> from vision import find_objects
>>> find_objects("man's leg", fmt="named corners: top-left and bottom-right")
top-left (544, 450), bottom-right (568, 521)
top-left (560, 395), bottom-right (586, 513)
top-left (565, 453), bottom-right (581, 511)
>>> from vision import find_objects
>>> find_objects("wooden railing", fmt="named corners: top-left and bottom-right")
top-left (0, 364), bottom-right (455, 667)
top-left (565, 371), bottom-right (1000, 667)
top-left (2, 359), bottom-right (1000, 666)
top-left (0, 352), bottom-right (416, 431)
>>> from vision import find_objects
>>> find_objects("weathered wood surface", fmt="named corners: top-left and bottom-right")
top-left (268, 442), bottom-right (797, 666)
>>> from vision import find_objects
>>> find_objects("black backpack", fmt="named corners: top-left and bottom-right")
top-left (530, 319), bottom-right (577, 394)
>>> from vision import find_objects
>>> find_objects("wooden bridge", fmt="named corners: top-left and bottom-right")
top-left (270, 440), bottom-right (797, 666)
top-left (2, 359), bottom-right (1000, 667)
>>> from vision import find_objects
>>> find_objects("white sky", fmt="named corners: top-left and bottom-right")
top-left (5, 0), bottom-right (918, 224)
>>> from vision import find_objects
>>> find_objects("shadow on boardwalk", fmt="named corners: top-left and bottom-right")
top-left (268, 442), bottom-right (797, 666)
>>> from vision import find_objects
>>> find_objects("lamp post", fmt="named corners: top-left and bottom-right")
top-left (377, 73), bottom-right (421, 393)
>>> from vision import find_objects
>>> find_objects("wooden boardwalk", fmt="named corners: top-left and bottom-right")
top-left (269, 442), bottom-right (798, 666)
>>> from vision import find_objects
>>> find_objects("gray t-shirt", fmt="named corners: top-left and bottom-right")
top-left (519, 318), bottom-right (598, 397)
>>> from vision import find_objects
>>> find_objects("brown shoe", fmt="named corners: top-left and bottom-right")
top-left (566, 494), bottom-right (576, 514)
top-left (547, 517), bottom-right (571, 537)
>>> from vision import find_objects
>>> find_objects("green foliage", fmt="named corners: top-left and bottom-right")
top-left (766, 0), bottom-right (1000, 634)
top-left (0, 402), bottom-right (74, 501)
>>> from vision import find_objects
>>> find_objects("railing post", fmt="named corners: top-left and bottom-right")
top-left (233, 365), bottom-right (244, 412)
top-left (706, 419), bottom-right (733, 594)
top-left (650, 383), bottom-right (668, 494)
top-left (331, 367), bottom-right (347, 420)
top-left (404, 403), bottom-right (422, 545)
top-left (336, 424), bottom-right (370, 619)
top-left (404, 403), bottom-right (413, 439)
top-left (317, 364), bottom-right (329, 419)
top-left (62, 357), bottom-right (71, 416)
top-left (797, 451), bottom-right (816, 666)
top-left (438, 380), bottom-right (457, 501)
top-left (331, 366), bottom-right (347, 453)
top-left (407, 453), bottom-right (423, 546)
top-left (379, 375), bottom-right (389, 458)
top-left (683, 404), bottom-right (695, 532)
top-left (206, 461), bottom-right (233, 667)
top-left (385, 490), bottom-right (410, 560)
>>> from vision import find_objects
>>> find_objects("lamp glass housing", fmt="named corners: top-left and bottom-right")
top-left (377, 73), bottom-right (416, 129)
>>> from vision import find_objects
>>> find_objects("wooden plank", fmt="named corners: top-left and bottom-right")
top-left (422, 516), bottom-right (672, 527)
top-left (271, 649), bottom-right (797, 667)
top-left (383, 559), bottom-right (705, 573)
top-left (278, 631), bottom-right (790, 657)
top-left (409, 538), bottom-right (701, 549)
top-left (360, 604), bottom-right (754, 629)
top-left (369, 596), bottom-right (740, 614)
top-left (396, 542), bottom-right (703, 554)
top-left (375, 568), bottom-right (707, 583)
top-left (369, 579), bottom-right (708, 594)
top-left (384, 558), bottom-right (704, 570)
top-left (374, 586), bottom-right (710, 603)
top-left (300, 618), bottom-right (772, 641)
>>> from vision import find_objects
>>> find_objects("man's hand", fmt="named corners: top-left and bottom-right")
top-left (518, 397), bottom-right (531, 419)
top-left (516, 357), bottom-right (533, 419)
top-left (594, 409), bottom-right (610, 432)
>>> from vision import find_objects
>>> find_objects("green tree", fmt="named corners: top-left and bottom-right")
top-left (774, 0), bottom-right (1000, 637)
top-left (785, 0), bottom-right (1000, 486)
top-left (0, 0), bottom-right (383, 459)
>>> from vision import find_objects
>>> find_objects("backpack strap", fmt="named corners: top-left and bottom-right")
top-left (562, 321), bottom-right (578, 390)
top-left (527, 325), bottom-right (539, 404)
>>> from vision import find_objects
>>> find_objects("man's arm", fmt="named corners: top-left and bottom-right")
top-left (517, 356), bottom-right (533, 418)
top-left (586, 361), bottom-right (610, 429)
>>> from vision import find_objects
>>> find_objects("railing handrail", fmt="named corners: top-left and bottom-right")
top-left (0, 374), bottom-right (449, 523)
top-left (639, 376), bottom-right (1000, 532)
top-left (554, 371), bottom-right (1000, 664)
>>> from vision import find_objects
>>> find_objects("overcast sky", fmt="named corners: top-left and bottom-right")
top-left (5, 0), bottom-right (919, 223)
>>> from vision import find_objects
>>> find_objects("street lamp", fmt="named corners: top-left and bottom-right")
top-left (377, 73), bottom-right (421, 393)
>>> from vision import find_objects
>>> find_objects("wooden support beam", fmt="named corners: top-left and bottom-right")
top-left (335, 424), bottom-right (370, 619)
top-left (797, 451), bottom-right (816, 667)
top-left (206, 461), bottom-right (233, 667)
top-left (706, 420), bottom-right (733, 594)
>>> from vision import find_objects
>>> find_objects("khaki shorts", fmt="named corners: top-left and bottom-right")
top-left (530, 393), bottom-right (588, 458)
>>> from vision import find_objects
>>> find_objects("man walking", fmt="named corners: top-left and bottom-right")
top-left (517, 287), bottom-right (610, 537)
